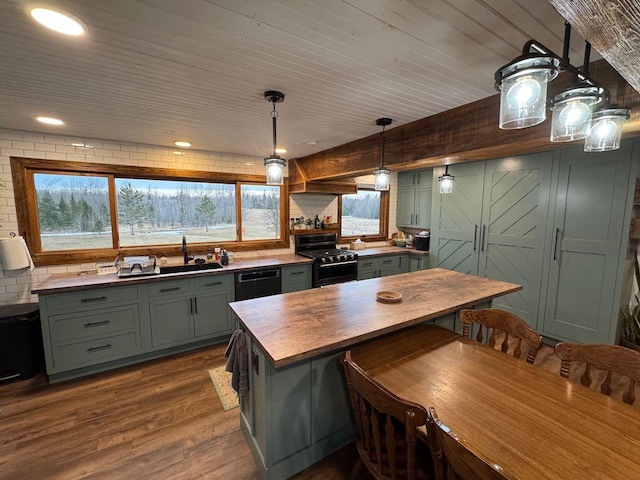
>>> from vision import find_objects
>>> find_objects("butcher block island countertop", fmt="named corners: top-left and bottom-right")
top-left (229, 268), bottom-right (521, 368)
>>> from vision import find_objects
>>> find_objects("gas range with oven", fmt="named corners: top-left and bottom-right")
top-left (295, 233), bottom-right (358, 287)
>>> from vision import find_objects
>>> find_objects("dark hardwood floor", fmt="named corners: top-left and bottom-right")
top-left (0, 343), bottom-right (358, 480)
top-left (0, 334), bottom-right (633, 480)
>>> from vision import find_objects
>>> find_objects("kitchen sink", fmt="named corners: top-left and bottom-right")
top-left (159, 262), bottom-right (223, 274)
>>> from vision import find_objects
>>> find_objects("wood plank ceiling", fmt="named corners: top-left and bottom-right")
top-left (0, 0), bottom-right (595, 159)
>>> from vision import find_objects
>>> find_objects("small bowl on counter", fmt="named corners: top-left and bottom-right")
top-left (393, 239), bottom-right (407, 248)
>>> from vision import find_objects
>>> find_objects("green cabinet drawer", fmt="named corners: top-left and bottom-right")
top-left (45, 286), bottom-right (138, 312)
top-left (193, 274), bottom-right (233, 292)
top-left (51, 331), bottom-right (142, 370)
top-left (148, 279), bottom-right (192, 297)
top-left (49, 304), bottom-right (140, 343)
top-left (282, 265), bottom-right (311, 293)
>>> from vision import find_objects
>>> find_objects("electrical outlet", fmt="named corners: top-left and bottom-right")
top-left (97, 265), bottom-right (117, 275)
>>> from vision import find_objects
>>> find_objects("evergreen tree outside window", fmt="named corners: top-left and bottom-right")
top-left (341, 189), bottom-right (382, 237)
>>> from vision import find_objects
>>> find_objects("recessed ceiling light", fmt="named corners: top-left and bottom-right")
top-left (29, 7), bottom-right (87, 36)
top-left (275, 148), bottom-right (287, 154)
top-left (37, 116), bottom-right (64, 125)
top-left (305, 140), bottom-right (318, 147)
top-left (174, 141), bottom-right (191, 147)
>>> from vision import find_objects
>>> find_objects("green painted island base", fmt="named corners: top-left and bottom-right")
top-left (239, 334), bottom-right (354, 480)
top-left (239, 302), bottom-right (490, 479)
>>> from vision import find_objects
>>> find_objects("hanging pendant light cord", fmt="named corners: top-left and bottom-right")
top-left (271, 101), bottom-right (278, 157)
top-left (380, 124), bottom-right (386, 169)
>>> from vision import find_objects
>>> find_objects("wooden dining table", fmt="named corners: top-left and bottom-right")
top-left (350, 324), bottom-right (640, 480)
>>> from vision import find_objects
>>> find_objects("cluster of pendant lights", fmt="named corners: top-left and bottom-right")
top-left (495, 22), bottom-right (630, 152)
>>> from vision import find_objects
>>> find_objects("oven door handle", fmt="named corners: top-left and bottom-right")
top-left (318, 260), bottom-right (358, 268)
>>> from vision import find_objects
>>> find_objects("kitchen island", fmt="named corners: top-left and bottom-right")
top-left (229, 268), bottom-right (521, 479)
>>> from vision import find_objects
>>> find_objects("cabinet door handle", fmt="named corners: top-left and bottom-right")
top-left (190, 297), bottom-right (194, 315)
top-left (81, 296), bottom-right (107, 303)
top-left (553, 228), bottom-right (561, 261)
top-left (194, 297), bottom-right (198, 314)
top-left (84, 320), bottom-right (111, 328)
top-left (417, 173), bottom-right (421, 184)
top-left (87, 344), bottom-right (112, 352)
top-left (410, 214), bottom-right (414, 225)
top-left (204, 281), bottom-right (223, 287)
top-left (415, 214), bottom-right (419, 225)
top-left (413, 174), bottom-right (416, 185)
top-left (160, 287), bottom-right (181, 293)
top-left (473, 225), bottom-right (478, 251)
top-left (481, 225), bottom-right (486, 252)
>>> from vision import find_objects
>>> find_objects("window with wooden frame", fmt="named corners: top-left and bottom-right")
top-left (11, 158), bottom-right (289, 266)
top-left (338, 187), bottom-right (389, 242)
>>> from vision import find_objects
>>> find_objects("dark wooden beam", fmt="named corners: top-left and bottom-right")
top-left (294, 60), bottom-right (640, 181)
top-left (549, 0), bottom-right (640, 95)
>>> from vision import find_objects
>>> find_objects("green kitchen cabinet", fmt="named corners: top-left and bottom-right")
top-left (149, 274), bottom-right (234, 347)
top-left (39, 285), bottom-right (143, 379)
top-left (409, 253), bottom-right (430, 272)
top-left (397, 169), bottom-right (433, 229)
top-left (431, 142), bottom-right (637, 341)
top-left (431, 152), bottom-right (554, 329)
top-left (357, 254), bottom-right (407, 280)
top-left (282, 264), bottom-right (312, 293)
top-left (541, 142), bottom-right (635, 344)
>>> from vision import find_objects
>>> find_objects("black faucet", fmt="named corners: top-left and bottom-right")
top-left (182, 236), bottom-right (193, 264)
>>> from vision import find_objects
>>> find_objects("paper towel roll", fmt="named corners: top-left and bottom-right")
top-left (0, 236), bottom-right (35, 270)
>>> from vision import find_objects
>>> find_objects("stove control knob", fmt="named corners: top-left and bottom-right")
top-left (321, 257), bottom-right (327, 264)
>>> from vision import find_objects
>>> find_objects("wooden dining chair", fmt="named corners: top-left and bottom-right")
top-left (426, 408), bottom-right (513, 480)
top-left (458, 309), bottom-right (543, 363)
top-left (554, 342), bottom-right (640, 405)
top-left (341, 351), bottom-right (432, 480)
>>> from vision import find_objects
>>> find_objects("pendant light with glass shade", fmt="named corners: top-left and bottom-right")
top-left (373, 118), bottom-right (392, 191)
top-left (438, 165), bottom-right (454, 194)
top-left (263, 91), bottom-right (286, 185)
top-left (494, 22), bottom-right (630, 152)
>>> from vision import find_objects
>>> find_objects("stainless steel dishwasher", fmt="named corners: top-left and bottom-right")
top-left (234, 268), bottom-right (282, 300)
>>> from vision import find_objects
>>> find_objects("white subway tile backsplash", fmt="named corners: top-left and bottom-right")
top-left (11, 141), bottom-right (34, 150)
top-left (0, 132), bottom-right (24, 141)
top-left (1, 148), bottom-right (24, 157)
top-left (44, 152), bottom-right (67, 160)
top-left (55, 145), bottom-right (76, 154)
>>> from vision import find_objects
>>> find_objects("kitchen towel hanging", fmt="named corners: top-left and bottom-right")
top-left (0, 235), bottom-right (34, 270)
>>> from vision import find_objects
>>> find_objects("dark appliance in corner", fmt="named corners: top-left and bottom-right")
top-left (295, 233), bottom-right (358, 287)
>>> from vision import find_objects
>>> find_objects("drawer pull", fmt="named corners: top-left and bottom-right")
top-left (84, 320), bottom-right (111, 328)
top-left (87, 344), bottom-right (112, 352)
top-left (204, 281), bottom-right (223, 287)
top-left (290, 271), bottom-right (304, 275)
top-left (363, 262), bottom-right (373, 267)
top-left (81, 296), bottom-right (108, 303)
top-left (382, 259), bottom-right (393, 264)
top-left (159, 287), bottom-right (181, 293)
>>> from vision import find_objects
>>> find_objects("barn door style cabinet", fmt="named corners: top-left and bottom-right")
top-left (431, 141), bottom-right (637, 344)
top-left (431, 152), bottom-right (552, 330)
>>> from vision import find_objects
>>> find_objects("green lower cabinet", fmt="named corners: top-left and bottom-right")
top-left (409, 253), bottom-right (430, 272)
top-left (282, 264), bottom-right (312, 293)
top-left (149, 274), bottom-right (235, 347)
top-left (357, 254), bottom-right (408, 280)
top-left (149, 296), bottom-right (194, 346)
top-left (39, 273), bottom-right (235, 381)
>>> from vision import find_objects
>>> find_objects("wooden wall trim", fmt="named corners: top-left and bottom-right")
top-left (294, 60), bottom-right (640, 181)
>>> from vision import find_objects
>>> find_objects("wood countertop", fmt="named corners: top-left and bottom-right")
top-left (355, 246), bottom-right (429, 257)
top-left (32, 254), bottom-right (312, 294)
top-left (229, 268), bottom-right (520, 368)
